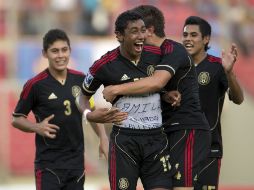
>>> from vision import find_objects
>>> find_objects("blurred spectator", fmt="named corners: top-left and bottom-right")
top-left (0, 10), bottom-right (6, 37)
top-left (227, 0), bottom-right (250, 56)
top-left (0, 53), bottom-right (7, 79)
top-left (193, 0), bottom-right (221, 38)
top-left (49, 0), bottom-right (79, 34)
top-left (18, 0), bottom-right (46, 35)
top-left (78, 0), bottom-right (111, 35)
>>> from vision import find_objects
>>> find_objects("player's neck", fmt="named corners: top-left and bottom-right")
top-left (119, 47), bottom-right (140, 64)
top-left (48, 67), bottom-right (67, 84)
top-left (147, 35), bottom-right (166, 47)
top-left (193, 51), bottom-right (207, 66)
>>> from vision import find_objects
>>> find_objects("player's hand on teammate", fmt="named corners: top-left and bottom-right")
top-left (222, 43), bottom-right (238, 73)
top-left (35, 114), bottom-right (60, 139)
top-left (102, 85), bottom-right (118, 103)
top-left (87, 107), bottom-right (128, 124)
top-left (162, 90), bottom-right (181, 107)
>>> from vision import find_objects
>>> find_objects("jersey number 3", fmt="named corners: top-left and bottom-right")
top-left (63, 100), bottom-right (72, 116)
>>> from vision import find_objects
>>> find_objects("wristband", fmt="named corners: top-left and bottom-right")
top-left (83, 109), bottom-right (91, 124)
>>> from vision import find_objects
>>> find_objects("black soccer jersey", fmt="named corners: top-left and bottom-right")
top-left (13, 68), bottom-right (85, 169)
top-left (196, 54), bottom-right (228, 157)
top-left (82, 46), bottom-right (163, 130)
top-left (156, 39), bottom-right (209, 131)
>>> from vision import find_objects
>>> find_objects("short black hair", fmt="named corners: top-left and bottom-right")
top-left (132, 5), bottom-right (165, 38)
top-left (184, 16), bottom-right (211, 51)
top-left (43, 29), bottom-right (70, 51)
top-left (115, 10), bottom-right (143, 35)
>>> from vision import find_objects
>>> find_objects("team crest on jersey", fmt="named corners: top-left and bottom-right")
top-left (147, 65), bottom-right (155, 76)
top-left (198, 72), bottom-right (210, 85)
top-left (72, 86), bottom-right (81, 98)
top-left (118, 178), bottom-right (129, 190)
top-left (84, 71), bottom-right (94, 88)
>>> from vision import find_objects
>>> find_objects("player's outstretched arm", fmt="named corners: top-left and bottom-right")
top-left (86, 107), bottom-right (128, 124)
top-left (77, 92), bottom-right (128, 123)
top-left (222, 43), bottom-right (244, 104)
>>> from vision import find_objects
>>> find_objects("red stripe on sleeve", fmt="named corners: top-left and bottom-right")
top-left (90, 49), bottom-right (119, 75)
top-left (21, 71), bottom-right (48, 99)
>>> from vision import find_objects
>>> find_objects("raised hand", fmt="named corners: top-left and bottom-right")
top-left (222, 43), bottom-right (238, 73)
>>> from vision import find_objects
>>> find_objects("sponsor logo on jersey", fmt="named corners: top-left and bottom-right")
top-left (118, 178), bottom-right (129, 190)
top-left (120, 74), bottom-right (130, 81)
top-left (198, 72), bottom-right (210, 85)
top-left (147, 65), bottom-right (155, 76)
top-left (48, 93), bottom-right (57, 100)
top-left (72, 86), bottom-right (81, 98)
top-left (84, 71), bottom-right (94, 89)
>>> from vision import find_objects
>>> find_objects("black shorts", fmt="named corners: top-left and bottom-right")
top-left (167, 129), bottom-right (211, 188)
top-left (194, 158), bottom-right (221, 190)
top-left (109, 126), bottom-right (172, 190)
top-left (35, 168), bottom-right (85, 190)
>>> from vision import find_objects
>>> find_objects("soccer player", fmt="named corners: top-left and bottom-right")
top-left (182, 16), bottom-right (244, 190)
top-left (102, 5), bottom-right (211, 190)
top-left (81, 10), bottom-right (172, 190)
top-left (11, 29), bottom-right (127, 190)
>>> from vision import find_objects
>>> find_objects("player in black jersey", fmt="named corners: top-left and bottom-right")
top-left (80, 11), bottom-right (172, 190)
top-left (102, 5), bottom-right (211, 190)
top-left (11, 29), bottom-right (125, 190)
top-left (182, 16), bottom-right (244, 190)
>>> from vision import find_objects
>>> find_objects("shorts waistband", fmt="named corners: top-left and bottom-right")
top-left (112, 126), bottom-right (164, 135)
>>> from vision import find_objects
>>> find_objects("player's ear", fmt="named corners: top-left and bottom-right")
top-left (203, 35), bottom-right (210, 45)
top-left (115, 31), bottom-right (123, 43)
top-left (146, 26), bottom-right (154, 37)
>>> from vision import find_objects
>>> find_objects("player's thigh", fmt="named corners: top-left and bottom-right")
top-left (64, 169), bottom-right (85, 190)
top-left (195, 158), bottom-right (221, 190)
top-left (35, 169), bottom-right (61, 190)
top-left (140, 132), bottom-right (172, 190)
top-left (108, 133), bottom-right (139, 190)
top-left (168, 129), bottom-right (210, 187)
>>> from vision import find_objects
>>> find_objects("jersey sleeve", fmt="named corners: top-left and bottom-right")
top-left (13, 81), bottom-right (36, 118)
top-left (155, 45), bottom-right (190, 76)
top-left (82, 68), bottom-right (102, 96)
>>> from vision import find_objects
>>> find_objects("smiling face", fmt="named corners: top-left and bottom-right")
top-left (182, 24), bottom-right (209, 58)
top-left (43, 40), bottom-right (70, 73)
top-left (117, 19), bottom-right (146, 62)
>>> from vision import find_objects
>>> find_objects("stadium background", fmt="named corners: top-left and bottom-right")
top-left (0, 0), bottom-right (254, 189)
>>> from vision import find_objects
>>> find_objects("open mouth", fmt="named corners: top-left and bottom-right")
top-left (184, 43), bottom-right (194, 51)
top-left (55, 60), bottom-right (67, 67)
top-left (134, 42), bottom-right (143, 53)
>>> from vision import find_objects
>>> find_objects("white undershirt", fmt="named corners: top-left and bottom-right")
top-left (114, 93), bottom-right (162, 129)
